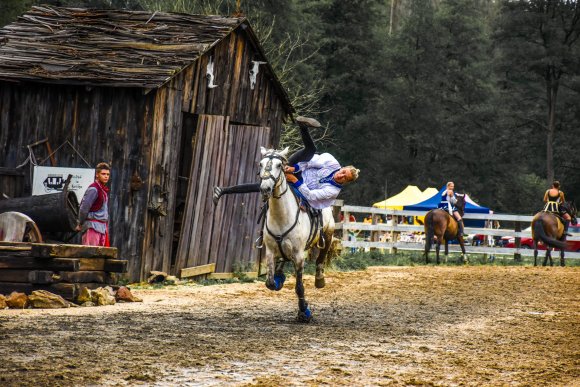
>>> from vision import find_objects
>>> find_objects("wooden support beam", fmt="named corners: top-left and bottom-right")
top-left (31, 243), bottom-right (118, 259)
top-left (0, 167), bottom-right (25, 176)
top-left (78, 258), bottom-right (127, 273)
top-left (0, 245), bottom-right (32, 253)
top-left (0, 256), bottom-right (79, 271)
top-left (0, 241), bottom-right (32, 246)
top-left (28, 270), bottom-right (55, 284)
top-left (180, 263), bottom-right (216, 278)
top-left (58, 271), bottom-right (113, 284)
top-left (0, 269), bottom-right (54, 283)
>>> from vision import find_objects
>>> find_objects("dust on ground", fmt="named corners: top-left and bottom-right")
top-left (1, 266), bottom-right (579, 386)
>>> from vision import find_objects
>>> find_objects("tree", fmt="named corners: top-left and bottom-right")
top-left (0, 0), bottom-right (35, 27)
top-left (494, 0), bottom-right (580, 183)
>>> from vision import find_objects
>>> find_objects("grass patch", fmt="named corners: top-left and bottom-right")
top-left (129, 250), bottom-right (579, 289)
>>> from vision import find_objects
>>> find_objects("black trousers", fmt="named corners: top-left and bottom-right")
top-left (220, 124), bottom-right (316, 194)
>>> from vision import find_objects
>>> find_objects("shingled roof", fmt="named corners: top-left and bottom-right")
top-left (0, 6), bottom-right (246, 88)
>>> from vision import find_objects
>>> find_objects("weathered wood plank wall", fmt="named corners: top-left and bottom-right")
top-left (0, 24), bottom-right (290, 281)
top-left (182, 29), bottom-right (286, 142)
top-left (138, 73), bottom-right (186, 280)
top-left (174, 115), bottom-right (270, 273)
top-left (0, 83), bottom-right (158, 280)
top-left (0, 168), bottom-right (25, 198)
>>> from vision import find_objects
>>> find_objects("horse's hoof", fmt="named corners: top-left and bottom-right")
top-left (315, 276), bottom-right (325, 289)
top-left (297, 307), bottom-right (312, 323)
top-left (273, 273), bottom-right (286, 291)
top-left (265, 282), bottom-right (277, 291)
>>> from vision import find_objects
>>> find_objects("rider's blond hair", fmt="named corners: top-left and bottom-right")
top-left (344, 166), bottom-right (360, 184)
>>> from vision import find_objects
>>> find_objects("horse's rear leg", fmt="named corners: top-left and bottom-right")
top-left (458, 236), bottom-right (468, 264)
top-left (533, 240), bottom-right (539, 266)
top-left (314, 230), bottom-right (334, 289)
top-left (294, 258), bottom-right (312, 322)
top-left (560, 248), bottom-right (565, 267)
top-left (424, 238), bottom-right (431, 264)
top-left (444, 241), bottom-right (449, 264)
top-left (436, 240), bottom-right (441, 264)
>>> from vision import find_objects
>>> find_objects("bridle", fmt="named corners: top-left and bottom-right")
top-left (562, 201), bottom-right (577, 224)
top-left (259, 153), bottom-right (288, 199)
top-left (258, 152), bottom-right (300, 262)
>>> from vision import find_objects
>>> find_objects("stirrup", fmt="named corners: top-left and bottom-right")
top-left (254, 234), bottom-right (263, 249)
top-left (317, 232), bottom-right (325, 249)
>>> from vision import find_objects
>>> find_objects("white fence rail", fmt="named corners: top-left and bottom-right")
top-left (333, 203), bottom-right (580, 260)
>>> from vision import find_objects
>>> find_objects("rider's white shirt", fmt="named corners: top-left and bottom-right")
top-left (295, 153), bottom-right (342, 210)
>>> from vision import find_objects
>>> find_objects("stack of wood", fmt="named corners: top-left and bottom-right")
top-left (0, 242), bottom-right (126, 301)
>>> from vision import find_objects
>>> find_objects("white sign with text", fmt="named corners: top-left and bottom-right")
top-left (32, 166), bottom-right (95, 203)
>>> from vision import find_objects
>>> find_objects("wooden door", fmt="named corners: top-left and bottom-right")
top-left (174, 115), bottom-right (271, 274)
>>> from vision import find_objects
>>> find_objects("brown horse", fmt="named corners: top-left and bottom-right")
top-left (424, 194), bottom-right (466, 264)
top-left (532, 201), bottom-right (577, 267)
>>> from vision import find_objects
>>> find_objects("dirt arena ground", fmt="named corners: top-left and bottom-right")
top-left (0, 265), bottom-right (579, 386)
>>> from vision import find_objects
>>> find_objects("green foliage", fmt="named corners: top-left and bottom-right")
top-left (2, 0), bottom-right (579, 211)
top-left (0, 0), bottom-right (35, 27)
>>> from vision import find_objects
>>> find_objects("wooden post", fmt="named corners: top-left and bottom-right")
top-left (370, 214), bottom-right (379, 251)
top-left (514, 221), bottom-right (522, 262)
top-left (342, 210), bottom-right (350, 242)
top-left (390, 214), bottom-right (397, 254)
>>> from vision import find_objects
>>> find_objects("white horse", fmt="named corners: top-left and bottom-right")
top-left (258, 147), bottom-right (335, 322)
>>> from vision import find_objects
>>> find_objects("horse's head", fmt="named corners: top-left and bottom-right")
top-left (455, 193), bottom-right (466, 217)
top-left (562, 201), bottom-right (577, 225)
top-left (259, 146), bottom-right (289, 200)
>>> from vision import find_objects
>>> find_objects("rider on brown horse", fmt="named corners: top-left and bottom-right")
top-left (437, 181), bottom-right (465, 236)
top-left (543, 180), bottom-right (572, 236)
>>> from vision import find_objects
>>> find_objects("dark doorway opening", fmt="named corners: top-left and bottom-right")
top-left (170, 113), bottom-right (198, 273)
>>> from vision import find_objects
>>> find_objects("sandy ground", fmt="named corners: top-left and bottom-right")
top-left (0, 265), bottom-right (579, 386)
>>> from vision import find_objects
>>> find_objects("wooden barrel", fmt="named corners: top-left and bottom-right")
top-left (0, 191), bottom-right (79, 232)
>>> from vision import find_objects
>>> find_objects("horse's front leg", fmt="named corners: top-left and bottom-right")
top-left (435, 240), bottom-right (441, 264)
top-left (444, 241), bottom-right (449, 264)
top-left (533, 239), bottom-right (539, 266)
top-left (264, 249), bottom-right (277, 290)
top-left (294, 253), bottom-right (312, 322)
top-left (265, 249), bottom-right (286, 291)
top-left (560, 247), bottom-right (565, 267)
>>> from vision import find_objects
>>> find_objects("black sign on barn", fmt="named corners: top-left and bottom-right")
top-left (0, 6), bottom-right (293, 281)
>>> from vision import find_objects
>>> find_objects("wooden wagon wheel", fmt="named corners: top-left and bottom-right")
top-left (24, 221), bottom-right (43, 243)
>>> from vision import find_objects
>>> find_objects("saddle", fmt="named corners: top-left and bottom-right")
top-left (255, 186), bottom-right (326, 250)
top-left (541, 209), bottom-right (565, 224)
top-left (291, 186), bottom-right (325, 249)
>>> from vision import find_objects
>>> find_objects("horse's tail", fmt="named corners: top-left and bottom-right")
top-left (424, 211), bottom-right (434, 256)
top-left (533, 218), bottom-right (567, 249)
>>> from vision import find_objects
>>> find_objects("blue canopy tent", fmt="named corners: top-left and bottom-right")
top-left (403, 186), bottom-right (490, 227)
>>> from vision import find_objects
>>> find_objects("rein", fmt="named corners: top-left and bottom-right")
top-left (259, 152), bottom-right (300, 261)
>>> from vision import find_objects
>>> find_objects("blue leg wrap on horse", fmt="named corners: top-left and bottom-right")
top-left (274, 273), bottom-right (286, 291)
top-left (303, 307), bottom-right (312, 319)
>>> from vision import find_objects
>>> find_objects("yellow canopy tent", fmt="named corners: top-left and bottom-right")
top-left (372, 185), bottom-right (423, 210)
top-left (420, 187), bottom-right (438, 200)
top-left (372, 186), bottom-right (439, 225)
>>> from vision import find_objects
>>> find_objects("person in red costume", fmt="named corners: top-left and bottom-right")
top-left (76, 162), bottom-right (111, 246)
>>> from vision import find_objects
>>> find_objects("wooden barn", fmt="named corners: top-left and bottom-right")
top-left (0, 6), bottom-right (293, 281)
